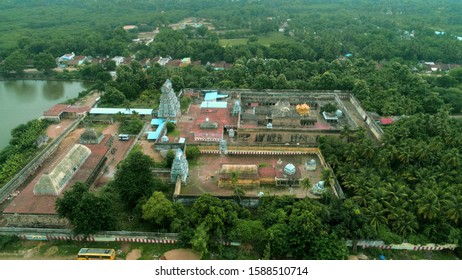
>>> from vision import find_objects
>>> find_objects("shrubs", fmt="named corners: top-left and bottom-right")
top-left (186, 146), bottom-right (200, 161)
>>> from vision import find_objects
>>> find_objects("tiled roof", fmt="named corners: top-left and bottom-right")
top-left (43, 104), bottom-right (90, 117)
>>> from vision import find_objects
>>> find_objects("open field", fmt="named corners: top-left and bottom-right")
top-left (219, 32), bottom-right (295, 47)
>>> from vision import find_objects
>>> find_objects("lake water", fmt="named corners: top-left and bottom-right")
top-left (0, 80), bottom-right (90, 150)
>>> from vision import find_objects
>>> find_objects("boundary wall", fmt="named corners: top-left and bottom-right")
top-left (0, 228), bottom-right (456, 251)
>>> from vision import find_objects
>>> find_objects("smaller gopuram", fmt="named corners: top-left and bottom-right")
top-left (170, 148), bottom-right (189, 183)
top-left (158, 79), bottom-right (181, 118)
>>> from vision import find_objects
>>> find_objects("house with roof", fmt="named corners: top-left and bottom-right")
top-left (59, 52), bottom-right (75, 62)
top-left (166, 59), bottom-right (181, 68)
top-left (42, 104), bottom-right (91, 122)
top-left (112, 56), bottom-right (125, 66)
top-left (208, 61), bottom-right (233, 71)
top-left (65, 56), bottom-right (89, 68)
top-left (157, 56), bottom-right (172, 66)
top-left (57, 52), bottom-right (76, 67)
top-left (180, 57), bottom-right (191, 67)
top-left (380, 117), bottom-right (394, 126)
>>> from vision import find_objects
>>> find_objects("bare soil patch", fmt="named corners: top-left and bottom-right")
top-left (126, 249), bottom-right (142, 260)
top-left (161, 249), bottom-right (200, 260)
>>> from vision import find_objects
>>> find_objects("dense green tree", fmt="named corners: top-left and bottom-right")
top-left (165, 149), bottom-right (175, 168)
top-left (185, 146), bottom-right (201, 161)
top-left (112, 149), bottom-right (163, 209)
top-left (55, 182), bottom-right (117, 236)
top-left (119, 114), bottom-right (144, 135)
top-left (2, 50), bottom-right (26, 74)
top-left (100, 87), bottom-right (127, 107)
top-left (190, 222), bottom-right (209, 259)
top-left (166, 122), bottom-right (176, 133)
top-left (34, 52), bottom-right (56, 73)
top-left (142, 191), bottom-right (176, 228)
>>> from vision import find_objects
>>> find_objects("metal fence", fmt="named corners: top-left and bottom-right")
top-left (0, 227), bottom-right (178, 241)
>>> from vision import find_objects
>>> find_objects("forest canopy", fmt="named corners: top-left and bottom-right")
top-left (1, 0), bottom-right (462, 64)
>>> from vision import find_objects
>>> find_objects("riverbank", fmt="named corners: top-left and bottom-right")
top-left (0, 68), bottom-right (85, 82)
top-left (0, 80), bottom-right (91, 150)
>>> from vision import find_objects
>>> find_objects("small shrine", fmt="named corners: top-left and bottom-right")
top-left (284, 163), bottom-right (296, 175)
top-left (200, 117), bottom-right (218, 129)
top-left (305, 159), bottom-right (317, 171)
top-left (296, 103), bottom-right (311, 116)
top-left (311, 180), bottom-right (326, 195)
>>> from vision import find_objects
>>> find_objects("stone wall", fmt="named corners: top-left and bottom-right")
top-left (350, 95), bottom-right (383, 140)
top-left (4, 213), bottom-right (69, 228)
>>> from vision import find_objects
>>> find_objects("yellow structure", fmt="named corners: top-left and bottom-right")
top-left (296, 103), bottom-right (311, 116)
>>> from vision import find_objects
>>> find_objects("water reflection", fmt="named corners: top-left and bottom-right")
top-left (4, 80), bottom-right (37, 102)
top-left (42, 81), bottom-right (65, 100)
top-left (0, 80), bottom-right (88, 150)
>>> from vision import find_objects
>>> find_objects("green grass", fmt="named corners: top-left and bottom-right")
top-left (219, 32), bottom-right (295, 47)
top-left (167, 129), bottom-right (181, 138)
top-left (219, 38), bottom-right (248, 47)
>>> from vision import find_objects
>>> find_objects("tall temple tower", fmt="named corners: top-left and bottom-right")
top-left (170, 148), bottom-right (189, 184)
top-left (158, 79), bottom-right (181, 118)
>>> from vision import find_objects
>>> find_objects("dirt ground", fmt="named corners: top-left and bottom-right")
top-left (161, 249), bottom-right (200, 260)
top-left (92, 122), bottom-right (136, 189)
top-left (126, 249), bottom-right (142, 260)
top-left (139, 138), bottom-right (164, 162)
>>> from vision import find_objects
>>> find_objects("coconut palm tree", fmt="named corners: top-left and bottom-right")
top-left (442, 193), bottom-right (462, 224)
top-left (415, 188), bottom-right (440, 221)
top-left (364, 201), bottom-right (388, 231)
top-left (300, 177), bottom-right (311, 196)
top-left (233, 187), bottom-right (246, 204)
top-left (388, 208), bottom-right (419, 237)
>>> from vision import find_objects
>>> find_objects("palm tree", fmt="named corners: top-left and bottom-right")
top-left (340, 125), bottom-right (354, 143)
top-left (442, 193), bottom-right (462, 224)
top-left (230, 171), bottom-right (239, 188)
top-left (364, 201), bottom-right (388, 231)
top-left (321, 168), bottom-right (334, 189)
top-left (388, 208), bottom-right (419, 237)
top-left (416, 188), bottom-right (440, 220)
top-left (233, 187), bottom-right (246, 204)
top-left (441, 148), bottom-right (461, 169)
top-left (383, 182), bottom-right (408, 205)
top-left (300, 177), bottom-right (311, 196)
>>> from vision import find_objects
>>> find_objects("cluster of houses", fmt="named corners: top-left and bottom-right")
top-left (56, 52), bottom-right (232, 70)
top-left (421, 61), bottom-right (460, 73)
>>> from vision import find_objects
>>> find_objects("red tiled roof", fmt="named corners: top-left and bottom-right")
top-left (73, 56), bottom-right (86, 61)
top-left (380, 117), bottom-right (393, 125)
top-left (43, 104), bottom-right (91, 117)
top-left (259, 167), bottom-right (276, 178)
top-left (166, 59), bottom-right (181, 67)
